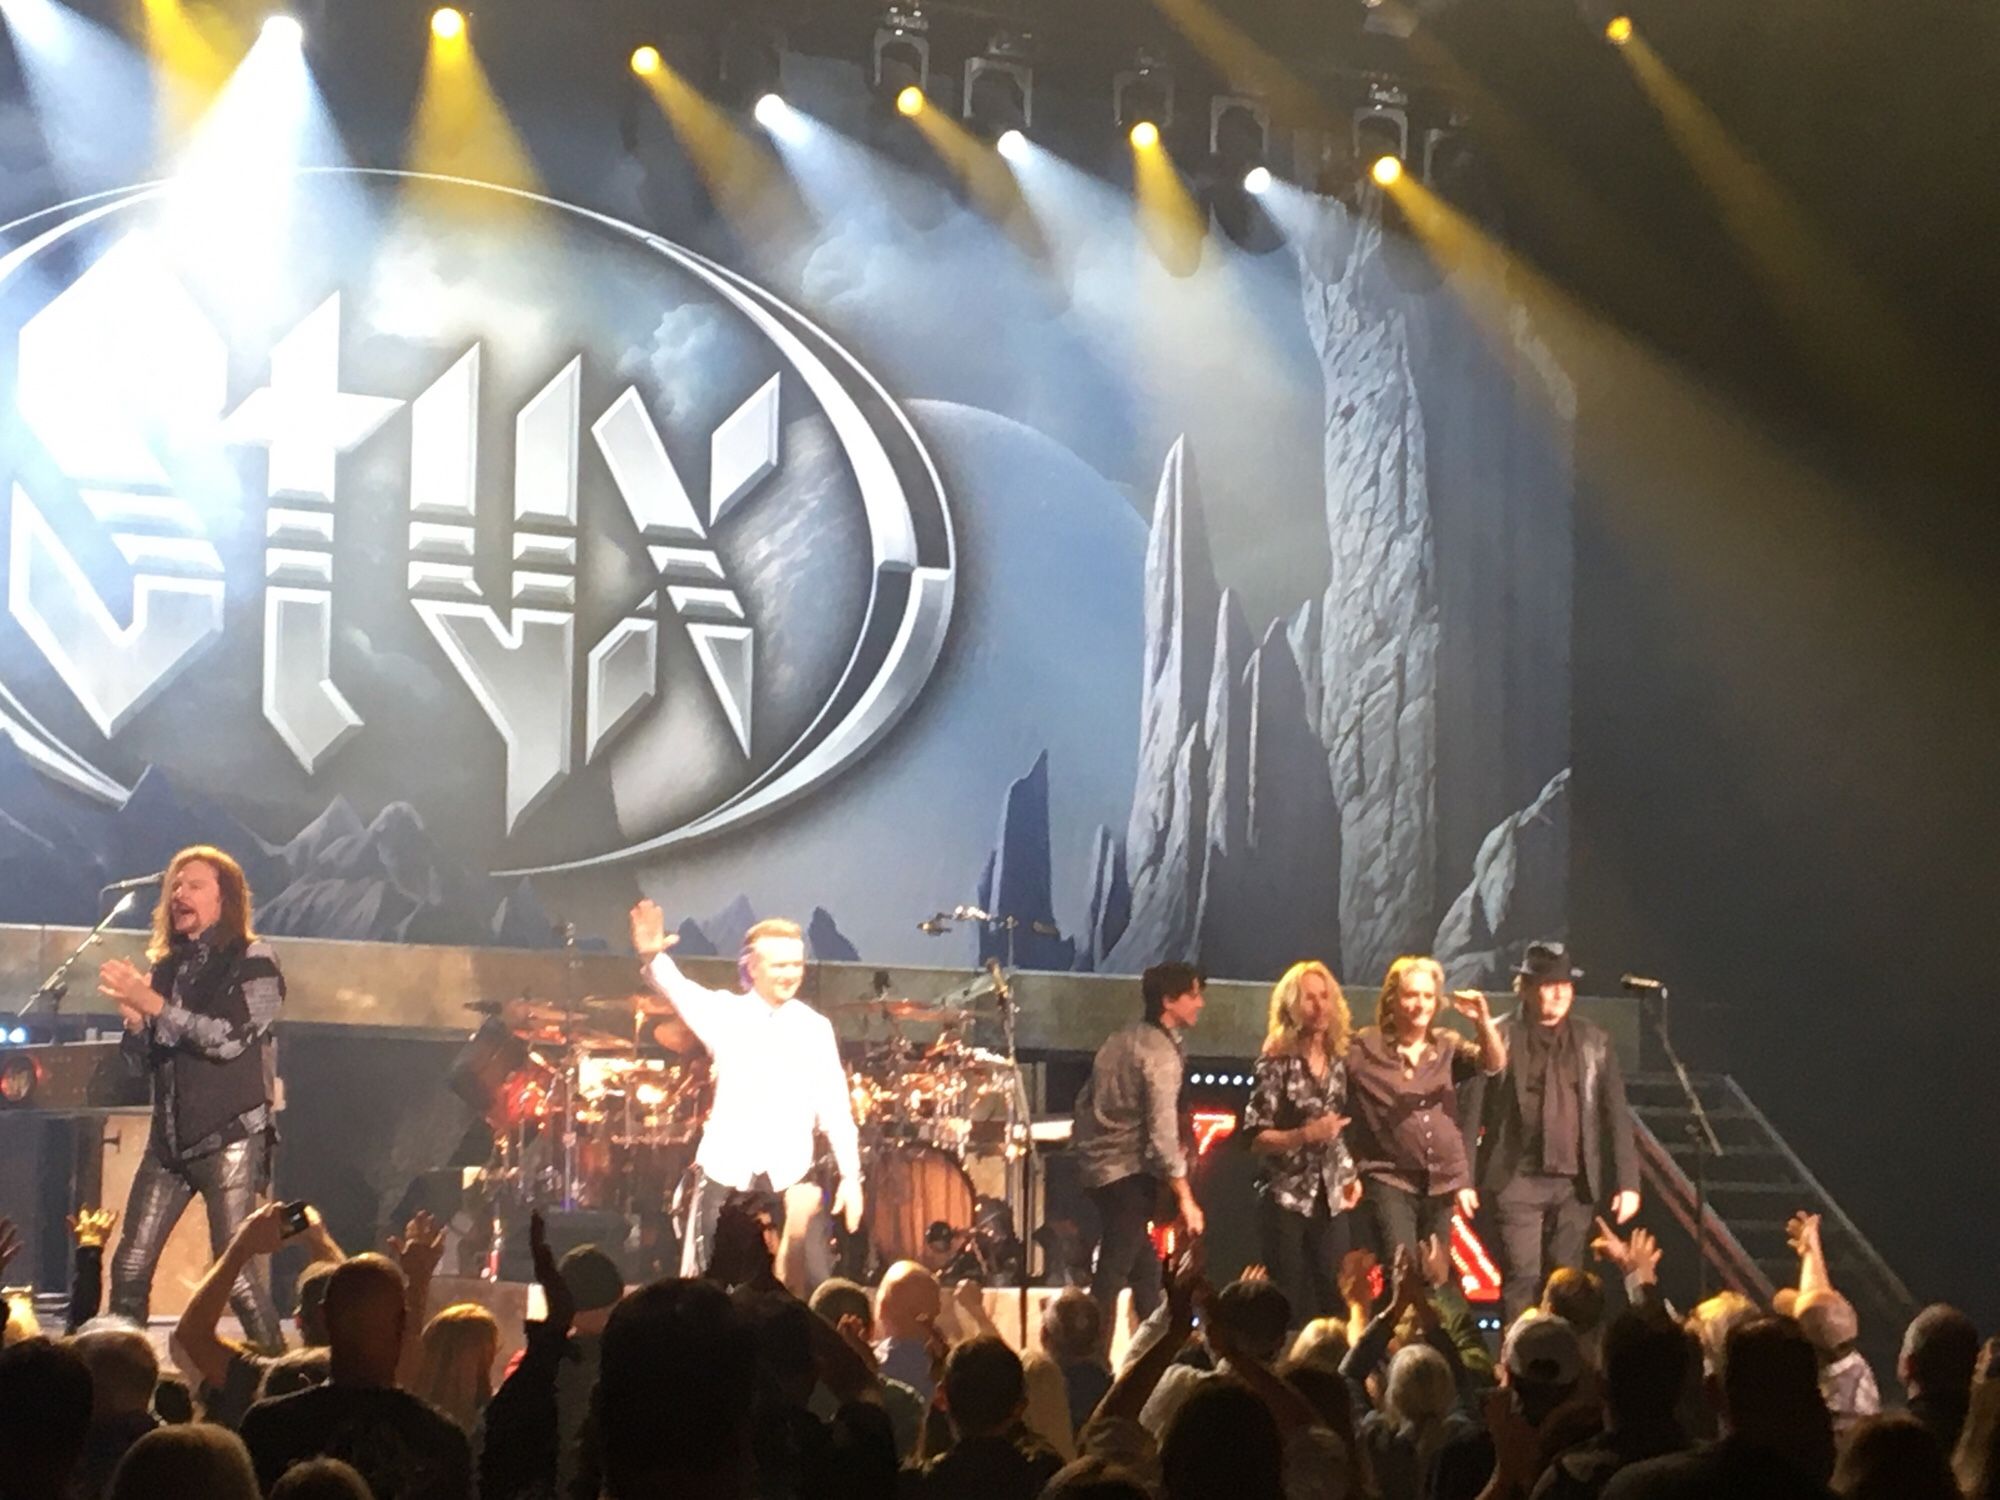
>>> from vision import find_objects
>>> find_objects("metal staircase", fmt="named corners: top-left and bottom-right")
top-left (1626, 1070), bottom-right (1916, 1378)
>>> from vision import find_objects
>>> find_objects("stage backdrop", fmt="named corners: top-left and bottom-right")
top-left (0, 27), bottom-right (1573, 986)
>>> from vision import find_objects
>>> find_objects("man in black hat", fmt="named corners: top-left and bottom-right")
top-left (1466, 941), bottom-right (1642, 1322)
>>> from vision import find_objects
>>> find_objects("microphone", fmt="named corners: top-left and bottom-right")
top-left (1619, 974), bottom-right (1665, 993)
top-left (951, 905), bottom-right (993, 923)
top-left (101, 871), bottom-right (165, 893)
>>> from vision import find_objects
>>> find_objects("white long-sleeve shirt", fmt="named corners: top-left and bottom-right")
top-left (643, 952), bottom-right (862, 1195)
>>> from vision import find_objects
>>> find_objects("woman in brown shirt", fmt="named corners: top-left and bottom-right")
top-left (1343, 955), bottom-right (1506, 1267)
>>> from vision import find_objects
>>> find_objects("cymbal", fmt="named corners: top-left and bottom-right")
top-left (834, 997), bottom-right (974, 1023)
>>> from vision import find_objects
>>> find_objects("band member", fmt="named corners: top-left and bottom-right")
top-left (95, 846), bottom-right (284, 1345)
top-left (1072, 961), bottom-right (1206, 1336)
top-left (1242, 961), bottom-right (1363, 1325)
top-left (628, 900), bottom-right (862, 1293)
top-left (1344, 955), bottom-right (1506, 1266)
top-left (1465, 941), bottom-right (1642, 1321)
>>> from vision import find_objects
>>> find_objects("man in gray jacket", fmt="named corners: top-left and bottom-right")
top-left (1073, 961), bottom-right (1207, 1337)
top-left (1466, 941), bottom-right (1642, 1322)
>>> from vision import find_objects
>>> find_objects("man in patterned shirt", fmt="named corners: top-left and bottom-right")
top-left (97, 844), bottom-right (285, 1346)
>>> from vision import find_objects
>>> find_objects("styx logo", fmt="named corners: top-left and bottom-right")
top-left (0, 171), bottom-right (956, 867)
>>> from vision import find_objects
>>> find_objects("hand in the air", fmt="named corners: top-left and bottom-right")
top-left (1449, 989), bottom-right (1493, 1025)
top-left (1417, 1233), bottom-right (1454, 1290)
top-left (67, 1207), bottom-right (118, 1249)
top-left (629, 900), bottom-right (677, 963)
top-left (1337, 1247), bottom-right (1379, 1310)
top-left (388, 1210), bottom-right (446, 1283)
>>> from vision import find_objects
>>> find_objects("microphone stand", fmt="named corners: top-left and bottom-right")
top-left (16, 890), bottom-right (139, 1019)
top-left (1644, 984), bottom-right (1724, 1299)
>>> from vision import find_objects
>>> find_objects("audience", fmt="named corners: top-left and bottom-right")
top-left (1042, 1287), bottom-right (1114, 1436)
top-left (1829, 1411), bottom-right (1958, 1500)
top-left (268, 1457), bottom-right (376, 1500)
top-left (239, 1253), bottom-right (473, 1500)
top-left (2, 1184), bottom-right (1994, 1500)
top-left (68, 1321), bottom-right (161, 1499)
top-left (103, 1424), bottom-right (261, 1500)
top-left (1903, 1303), bottom-right (1981, 1452)
top-left (0, 1336), bottom-right (93, 1500)
top-left (907, 1334), bottom-right (1065, 1496)
top-left (410, 1301), bottom-right (500, 1434)
top-left (1600, 1316), bottom-right (1835, 1498)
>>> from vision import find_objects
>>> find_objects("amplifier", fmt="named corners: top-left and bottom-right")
top-left (0, 1040), bottom-right (149, 1112)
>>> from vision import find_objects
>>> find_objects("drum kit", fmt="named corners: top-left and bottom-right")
top-left (447, 945), bottom-right (1035, 1282)
top-left (833, 980), bottom-right (1031, 1280)
top-left (448, 993), bottom-right (711, 1278)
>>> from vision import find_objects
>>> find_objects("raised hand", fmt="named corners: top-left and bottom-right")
top-left (387, 1210), bottom-right (446, 1284)
top-left (1589, 1215), bottom-right (1631, 1273)
top-left (1785, 1210), bottom-right (1822, 1258)
top-left (1448, 988), bottom-right (1493, 1025)
top-left (628, 900), bottom-right (676, 963)
top-left (67, 1207), bottom-right (118, 1249)
top-left (1337, 1247), bottom-right (1379, 1310)
top-left (1625, 1226), bottom-right (1662, 1284)
top-left (528, 1210), bottom-right (574, 1335)
top-left (1238, 1262), bottom-right (1271, 1283)
top-left (1417, 1233), bottom-right (1454, 1290)
top-left (235, 1201), bottom-right (292, 1259)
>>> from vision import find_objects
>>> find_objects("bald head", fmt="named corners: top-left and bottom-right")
top-left (876, 1260), bottom-right (941, 1340)
top-left (322, 1255), bottom-right (407, 1386)
top-left (1795, 1289), bottom-right (1860, 1358)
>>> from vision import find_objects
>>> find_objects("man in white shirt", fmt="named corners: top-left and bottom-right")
top-left (630, 900), bottom-right (864, 1292)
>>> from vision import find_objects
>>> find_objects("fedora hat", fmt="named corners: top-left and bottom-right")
top-left (1514, 940), bottom-right (1582, 984)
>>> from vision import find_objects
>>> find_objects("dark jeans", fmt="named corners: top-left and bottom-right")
top-left (1362, 1176), bottom-right (1457, 1267)
top-left (1090, 1174), bottom-right (1164, 1331)
top-left (1257, 1194), bottom-right (1352, 1326)
top-left (109, 1132), bottom-right (280, 1346)
top-left (1492, 1172), bottom-right (1595, 1322)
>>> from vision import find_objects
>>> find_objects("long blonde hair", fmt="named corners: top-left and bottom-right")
top-left (411, 1302), bottom-right (500, 1434)
top-left (146, 845), bottom-right (257, 964)
top-left (1374, 955), bottom-right (1447, 1038)
top-left (1262, 960), bottom-right (1351, 1059)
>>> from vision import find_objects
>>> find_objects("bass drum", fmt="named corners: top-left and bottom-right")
top-left (868, 1146), bottom-right (975, 1271)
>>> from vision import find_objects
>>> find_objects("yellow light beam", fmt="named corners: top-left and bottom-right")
top-left (905, 102), bottom-right (1048, 254)
top-left (1142, 0), bottom-right (1332, 128)
top-left (137, 0), bottom-right (242, 141)
top-left (1130, 131), bottom-right (1206, 276)
top-left (1380, 165), bottom-right (1997, 874)
top-left (637, 64), bottom-right (807, 247)
top-left (1618, 32), bottom-right (1983, 452)
top-left (406, 24), bottom-right (540, 192)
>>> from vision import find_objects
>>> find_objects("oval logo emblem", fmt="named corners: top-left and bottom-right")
top-left (0, 169), bottom-right (956, 872)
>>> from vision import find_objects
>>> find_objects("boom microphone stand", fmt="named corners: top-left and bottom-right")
top-left (1634, 979), bottom-right (1724, 1299)
top-left (16, 888), bottom-right (142, 1019)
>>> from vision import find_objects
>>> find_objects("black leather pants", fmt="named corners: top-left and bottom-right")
top-left (108, 1133), bottom-right (282, 1347)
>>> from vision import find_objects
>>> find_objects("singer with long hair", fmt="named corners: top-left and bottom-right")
top-left (96, 845), bottom-right (285, 1344)
top-left (1242, 960), bottom-right (1364, 1324)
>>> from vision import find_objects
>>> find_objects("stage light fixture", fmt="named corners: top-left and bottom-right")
top-left (1211, 95), bottom-right (1269, 170)
top-left (753, 92), bottom-right (788, 129)
top-left (964, 40), bottom-right (1033, 142)
top-left (261, 13), bottom-right (303, 46)
top-left (629, 45), bottom-right (661, 77)
top-left (1244, 165), bottom-right (1273, 195)
top-left (1115, 58), bottom-right (1175, 143)
top-left (997, 128), bottom-right (1028, 162)
top-left (1371, 154), bottom-right (1404, 186)
top-left (1129, 119), bottom-right (1160, 150)
top-left (1605, 14), bottom-right (1634, 43)
top-left (873, 7), bottom-right (930, 110)
top-left (430, 7), bottom-right (464, 41)
top-left (896, 84), bottom-right (925, 117)
top-left (1354, 95), bottom-right (1410, 187)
